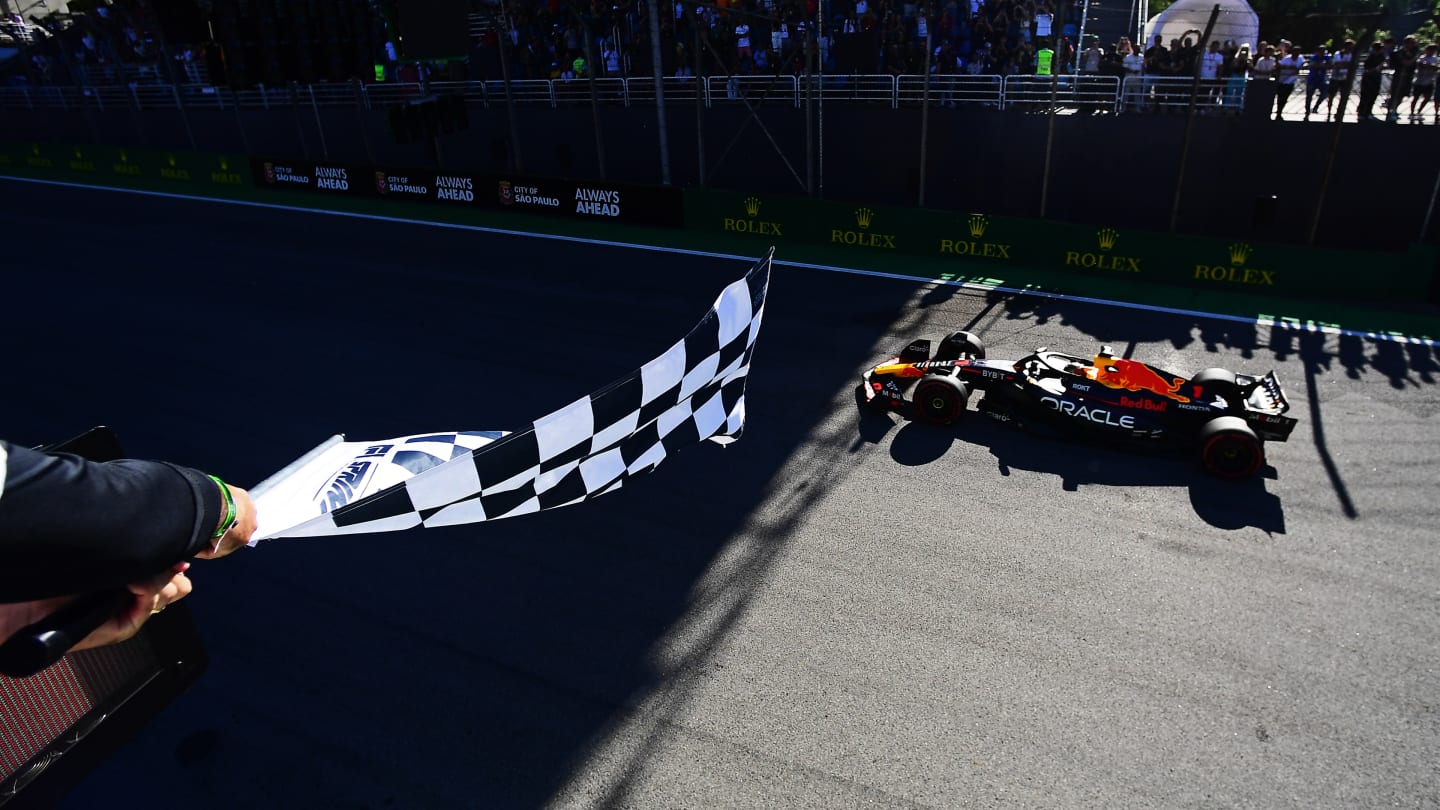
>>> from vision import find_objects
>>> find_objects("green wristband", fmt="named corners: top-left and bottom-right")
top-left (209, 475), bottom-right (237, 540)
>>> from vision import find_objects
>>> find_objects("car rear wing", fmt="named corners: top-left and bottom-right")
top-left (1248, 371), bottom-right (1291, 414)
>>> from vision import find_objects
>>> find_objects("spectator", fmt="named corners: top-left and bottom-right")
top-left (1410, 42), bottom-right (1438, 121)
top-left (1176, 36), bottom-right (1199, 76)
top-left (736, 20), bottom-right (752, 63)
top-left (1121, 37), bottom-right (1143, 109)
top-left (1275, 44), bottom-right (1302, 119)
top-left (1357, 40), bottom-right (1385, 121)
top-left (1199, 40), bottom-right (1224, 107)
top-left (603, 41), bottom-right (621, 76)
top-left (1324, 38), bottom-right (1356, 119)
top-left (1303, 45), bottom-right (1328, 121)
top-left (1386, 34), bottom-right (1419, 123)
top-left (1224, 43), bottom-right (1250, 113)
top-left (1252, 43), bottom-right (1277, 81)
top-left (1079, 37), bottom-right (1102, 74)
top-left (1142, 34), bottom-right (1167, 110)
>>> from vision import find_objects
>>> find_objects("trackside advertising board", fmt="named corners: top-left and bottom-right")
top-left (685, 189), bottom-right (1436, 302)
top-left (0, 142), bottom-right (250, 190)
top-left (252, 157), bottom-right (684, 228)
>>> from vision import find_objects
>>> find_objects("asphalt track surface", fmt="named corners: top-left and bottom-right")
top-left (4, 182), bottom-right (1439, 809)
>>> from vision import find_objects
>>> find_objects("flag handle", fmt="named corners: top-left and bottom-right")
top-left (0, 589), bottom-right (133, 678)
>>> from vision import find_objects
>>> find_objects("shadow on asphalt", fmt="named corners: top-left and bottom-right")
top-left (922, 286), bottom-right (1440, 387)
top-left (0, 184), bottom-right (918, 809)
top-left (858, 409), bottom-right (1286, 534)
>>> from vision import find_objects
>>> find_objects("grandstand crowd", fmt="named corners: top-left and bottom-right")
top-left (3, 0), bottom-right (207, 86)
top-left (4, 0), bottom-right (1438, 122)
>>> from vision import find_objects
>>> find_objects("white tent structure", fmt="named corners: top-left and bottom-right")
top-left (1144, 0), bottom-right (1261, 50)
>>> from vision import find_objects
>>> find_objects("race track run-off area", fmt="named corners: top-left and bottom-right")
top-left (5, 182), bottom-right (1439, 809)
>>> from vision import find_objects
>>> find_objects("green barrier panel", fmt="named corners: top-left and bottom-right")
top-left (683, 189), bottom-right (934, 252)
top-left (1037, 219), bottom-right (1435, 299)
top-left (0, 142), bottom-right (71, 174)
top-left (0, 142), bottom-right (251, 190)
top-left (684, 189), bottom-right (1435, 302)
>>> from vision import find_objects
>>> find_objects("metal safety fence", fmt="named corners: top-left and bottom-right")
top-left (0, 70), bottom-right (1425, 123)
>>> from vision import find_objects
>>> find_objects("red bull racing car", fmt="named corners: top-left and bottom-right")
top-left (857, 331), bottom-right (1298, 479)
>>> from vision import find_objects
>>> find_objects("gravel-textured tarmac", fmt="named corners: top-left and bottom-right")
top-left (5, 183), bottom-right (1437, 809)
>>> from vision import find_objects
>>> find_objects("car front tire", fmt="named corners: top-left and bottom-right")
top-left (913, 375), bottom-right (970, 425)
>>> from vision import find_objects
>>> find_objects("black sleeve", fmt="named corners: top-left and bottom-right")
top-left (0, 440), bottom-right (223, 603)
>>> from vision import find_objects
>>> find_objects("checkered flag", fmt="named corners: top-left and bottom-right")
top-left (251, 249), bottom-right (773, 540)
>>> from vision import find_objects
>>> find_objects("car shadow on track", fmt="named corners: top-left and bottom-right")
top-left (862, 409), bottom-right (1286, 534)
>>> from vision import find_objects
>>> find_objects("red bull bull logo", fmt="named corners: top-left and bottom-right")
top-left (1093, 357), bottom-right (1190, 403)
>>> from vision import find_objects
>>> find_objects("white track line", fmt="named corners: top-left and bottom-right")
top-left (4, 174), bottom-right (1436, 347)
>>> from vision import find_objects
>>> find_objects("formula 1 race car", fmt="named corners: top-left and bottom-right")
top-left (857, 330), bottom-right (1298, 479)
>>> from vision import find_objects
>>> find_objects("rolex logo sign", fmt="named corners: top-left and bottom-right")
top-left (112, 149), bottom-right (142, 177)
top-left (940, 213), bottom-right (1011, 260)
top-left (1195, 241), bottom-right (1274, 286)
top-left (722, 195), bottom-right (783, 236)
top-left (160, 152), bottom-right (191, 181)
top-left (1063, 226), bottom-right (1140, 272)
top-left (831, 206), bottom-right (896, 249)
top-left (68, 147), bottom-right (94, 172)
top-left (26, 143), bottom-right (52, 168)
top-left (1097, 228), bottom-right (1119, 251)
top-left (1228, 242), bottom-right (1251, 265)
top-left (210, 156), bottom-right (243, 186)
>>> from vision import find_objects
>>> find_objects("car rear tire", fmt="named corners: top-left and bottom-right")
top-left (913, 375), bottom-right (969, 425)
top-left (935, 330), bottom-right (987, 361)
top-left (1191, 368), bottom-right (1240, 410)
top-left (1198, 416), bottom-right (1264, 479)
